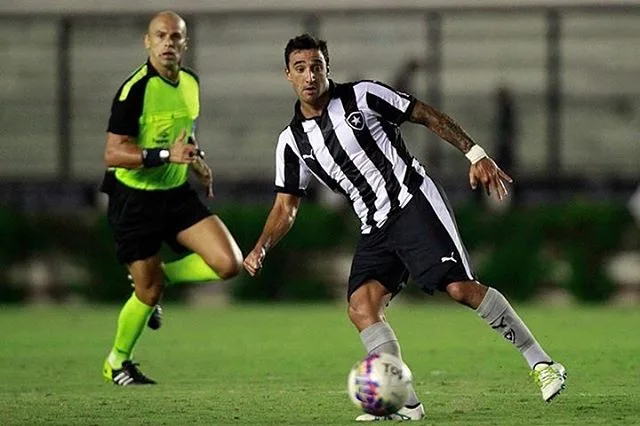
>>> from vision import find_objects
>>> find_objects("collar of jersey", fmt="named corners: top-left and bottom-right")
top-left (146, 59), bottom-right (181, 87)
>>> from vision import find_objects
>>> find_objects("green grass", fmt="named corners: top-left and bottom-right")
top-left (0, 303), bottom-right (639, 425)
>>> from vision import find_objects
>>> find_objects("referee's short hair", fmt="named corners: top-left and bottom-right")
top-left (284, 33), bottom-right (330, 69)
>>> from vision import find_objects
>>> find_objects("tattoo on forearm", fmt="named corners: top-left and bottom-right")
top-left (410, 101), bottom-right (476, 153)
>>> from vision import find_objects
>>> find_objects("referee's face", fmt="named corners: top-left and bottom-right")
top-left (145, 13), bottom-right (188, 72)
top-left (286, 49), bottom-right (329, 107)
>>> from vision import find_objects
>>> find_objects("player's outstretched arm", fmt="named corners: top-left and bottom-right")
top-left (408, 100), bottom-right (477, 154)
top-left (243, 193), bottom-right (301, 276)
top-left (408, 100), bottom-right (513, 200)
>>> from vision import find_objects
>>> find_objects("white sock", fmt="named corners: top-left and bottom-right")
top-left (360, 322), bottom-right (420, 407)
top-left (476, 287), bottom-right (552, 368)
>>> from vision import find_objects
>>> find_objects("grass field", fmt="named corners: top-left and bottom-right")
top-left (1, 303), bottom-right (639, 425)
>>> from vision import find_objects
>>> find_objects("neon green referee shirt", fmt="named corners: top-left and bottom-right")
top-left (106, 60), bottom-right (199, 190)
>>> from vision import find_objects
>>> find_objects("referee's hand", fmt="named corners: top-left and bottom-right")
top-left (192, 157), bottom-right (214, 199)
top-left (243, 246), bottom-right (266, 277)
top-left (169, 129), bottom-right (198, 164)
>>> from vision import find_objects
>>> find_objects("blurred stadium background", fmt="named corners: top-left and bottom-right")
top-left (0, 0), bottom-right (639, 306)
top-left (1, 2), bottom-right (640, 425)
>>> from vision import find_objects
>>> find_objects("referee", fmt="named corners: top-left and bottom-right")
top-left (243, 34), bottom-right (567, 420)
top-left (101, 11), bottom-right (242, 386)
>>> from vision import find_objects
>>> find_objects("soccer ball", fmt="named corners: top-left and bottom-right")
top-left (347, 353), bottom-right (413, 416)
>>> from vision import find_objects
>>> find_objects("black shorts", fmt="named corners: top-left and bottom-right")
top-left (347, 176), bottom-right (475, 299)
top-left (103, 173), bottom-right (211, 264)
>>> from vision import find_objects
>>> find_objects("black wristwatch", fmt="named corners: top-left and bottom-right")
top-left (142, 148), bottom-right (171, 168)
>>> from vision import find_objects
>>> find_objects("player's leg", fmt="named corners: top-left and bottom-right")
top-left (446, 280), bottom-right (566, 401)
top-left (347, 234), bottom-right (425, 422)
top-left (404, 176), bottom-right (566, 401)
top-left (447, 280), bottom-right (551, 366)
top-left (348, 282), bottom-right (425, 421)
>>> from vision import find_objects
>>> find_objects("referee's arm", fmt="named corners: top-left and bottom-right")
top-left (104, 132), bottom-right (144, 169)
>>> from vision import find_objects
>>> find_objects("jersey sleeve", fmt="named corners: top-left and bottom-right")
top-left (106, 78), bottom-right (146, 137)
top-left (357, 81), bottom-right (416, 125)
top-left (274, 131), bottom-right (312, 197)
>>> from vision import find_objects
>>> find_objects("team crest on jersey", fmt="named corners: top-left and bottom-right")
top-left (346, 111), bottom-right (365, 131)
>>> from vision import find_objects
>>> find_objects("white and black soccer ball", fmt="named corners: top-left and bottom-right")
top-left (347, 353), bottom-right (413, 416)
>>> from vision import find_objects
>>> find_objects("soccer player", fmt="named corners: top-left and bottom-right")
top-left (100, 11), bottom-right (243, 385)
top-left (243, 34), bottom-right (567, 420)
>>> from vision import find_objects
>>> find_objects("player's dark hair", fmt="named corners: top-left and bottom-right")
top-left (284, 33), bottom-right (330, 70)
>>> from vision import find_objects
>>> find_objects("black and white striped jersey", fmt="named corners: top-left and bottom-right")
top-left (275, 80), bottom-right (428, 234)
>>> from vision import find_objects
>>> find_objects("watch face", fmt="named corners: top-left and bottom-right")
top-left (160, 149), bottom-right (170, 160)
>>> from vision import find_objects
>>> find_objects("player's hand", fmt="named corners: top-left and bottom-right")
top-left (243, 246), bottom-right (266, 277)
top-left (469, 157), bottom-right (513, 201)
top-left (169, 129), bottom-right (198, 164)
top-left (191, 157), bottom-right (214, 199)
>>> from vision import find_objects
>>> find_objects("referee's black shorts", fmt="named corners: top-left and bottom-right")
top-left (102, 173), bottom-right (211, 264)
top-left (347, 176), bottom-right (475, 300)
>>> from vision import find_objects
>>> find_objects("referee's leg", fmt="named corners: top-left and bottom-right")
top-left (175, 215), bottom-right (243, 281)
top-left (103, 254), bottom-right (164, 385)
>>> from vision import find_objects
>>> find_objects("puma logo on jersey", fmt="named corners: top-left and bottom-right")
top-left (441, 252), bottom-right (457, 263)
top-left (302, 153), bottom-right (315, 160)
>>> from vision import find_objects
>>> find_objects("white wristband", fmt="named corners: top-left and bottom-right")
top-left (465, 145), bottom-right (488, 164)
